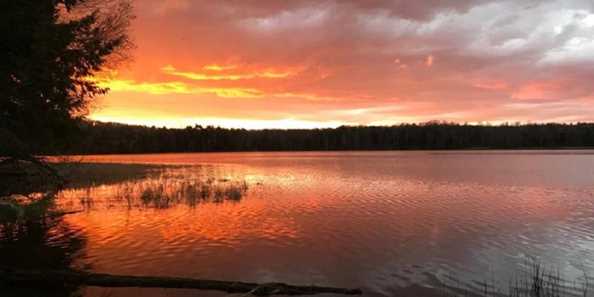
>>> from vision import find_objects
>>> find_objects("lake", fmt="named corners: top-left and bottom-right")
top-left (3, 151), bottom-right (594, 296)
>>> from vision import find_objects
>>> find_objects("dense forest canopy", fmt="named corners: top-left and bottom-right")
top-left (44, 121), bottom-right (594, 154)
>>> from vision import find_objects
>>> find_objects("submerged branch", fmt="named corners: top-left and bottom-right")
top-left (0, 269), bottom-right (362, 296)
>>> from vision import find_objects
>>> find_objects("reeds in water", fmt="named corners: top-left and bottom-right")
top-left (441, 262), bottom-right (590, 297)
top-left (127, 177), bottom-right (249, 209)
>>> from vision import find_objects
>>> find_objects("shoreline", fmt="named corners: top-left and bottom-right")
top-left (43, 147), bottom-right (594, 157)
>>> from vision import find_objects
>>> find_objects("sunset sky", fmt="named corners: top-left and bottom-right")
top-left (91, 0), bottom-right (594, 129)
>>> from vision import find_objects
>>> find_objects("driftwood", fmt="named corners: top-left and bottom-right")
top-left (0, 269), bottom-right (362, 296)
top-left (44, 210), bottom-right (84, 219)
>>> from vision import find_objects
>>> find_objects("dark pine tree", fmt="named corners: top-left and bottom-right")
top-left (0, 0), bottom-right (132, 159)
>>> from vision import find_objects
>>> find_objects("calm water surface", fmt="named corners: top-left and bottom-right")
top-left (5, 151), bottom-right (594, 296)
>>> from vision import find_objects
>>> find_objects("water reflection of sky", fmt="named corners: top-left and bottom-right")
top-left (8, 151), bottom-right (594, 296)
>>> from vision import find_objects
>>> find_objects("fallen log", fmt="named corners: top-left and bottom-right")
top-left (0, 269), bottom-right (362, 296)
top-left (45, 210), bottom-right (84, 218)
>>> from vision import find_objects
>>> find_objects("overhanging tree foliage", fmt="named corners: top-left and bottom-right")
top-left (0, 0), bottom-right (132, 159)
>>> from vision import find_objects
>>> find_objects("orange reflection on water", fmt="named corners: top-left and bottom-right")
top-left (44, 151), bottom-right (594, 294)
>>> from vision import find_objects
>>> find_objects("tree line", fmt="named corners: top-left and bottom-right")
top-left (49, 121), bottom-right (594, 154)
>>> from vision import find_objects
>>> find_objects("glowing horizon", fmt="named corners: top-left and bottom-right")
top-left (90, 1), bottom-right (594, 129)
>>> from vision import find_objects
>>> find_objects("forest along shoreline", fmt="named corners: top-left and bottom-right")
top-left (29, 121), bottom-right (594, 155)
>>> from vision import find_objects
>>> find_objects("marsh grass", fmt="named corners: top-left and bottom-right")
top-left (440, 262), bottom-right (591, 297)
top-left (48, 164), bottom-right (251, 210)
top-left (113, 177), bottom-right (249, 209)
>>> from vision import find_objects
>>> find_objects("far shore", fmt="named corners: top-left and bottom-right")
top-left (42, 147), bottom-right (594, 158)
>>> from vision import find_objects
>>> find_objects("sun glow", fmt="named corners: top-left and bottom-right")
top-left (89, 113), bottom-right (347, 130)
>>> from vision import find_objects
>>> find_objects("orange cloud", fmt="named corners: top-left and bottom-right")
top-left (512, 81), bottom-right (563, 100)
top-left (473, 80), bottom-right (508, 90)
top-left (425, 55), bottom-right (434, 67)
top-left (202, 64), bottom-right (238, 71)
top-left (96, 78), bottom-right (263, 98)
top-left (161, 65), bottom-right (297, 81)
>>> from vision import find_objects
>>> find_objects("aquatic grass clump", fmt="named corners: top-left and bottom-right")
top-left (140, 183), bottom-right (170, 208)
top-left (79, 187), bottom-right (94, 210)
top-left (106, 176), bottom-right (250, 209)
top-left (222, 181), bottom-right (248, 201)
top-left (441, 262), bottom-right (590, 297)
top-left (223, 186), bottom-right (243, 201)
top-left (207, 182), bottom-right (247, 203)
top-left (199, 184), bottom-right (212, 199)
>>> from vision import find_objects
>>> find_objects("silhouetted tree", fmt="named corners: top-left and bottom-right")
top-left (0, 0), bottom-right (132, 161)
